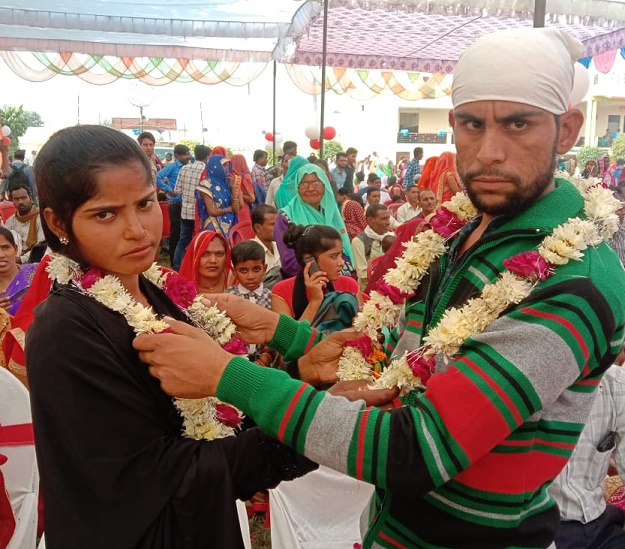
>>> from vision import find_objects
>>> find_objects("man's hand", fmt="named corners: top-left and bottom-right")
top-left (133, 318), bottom-right (232, 398)
top-left (206, 294), bottom-right (279, 344)
top-left (328, 380), bottom-right (399, 409)
top-left (298, 329), bottom-right (365, 385)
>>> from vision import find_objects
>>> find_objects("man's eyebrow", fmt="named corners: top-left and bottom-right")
top-left (454, 110), bottom-right (547, 124)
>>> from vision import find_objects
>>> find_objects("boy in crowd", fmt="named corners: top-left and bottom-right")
top-left (225, 241), bottom-right (272, 361)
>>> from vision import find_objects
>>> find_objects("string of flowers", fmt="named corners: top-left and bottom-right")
top-left (47, 256), bottom-right (245, 440)
top-left (339, 174), bottom-right (621, 392)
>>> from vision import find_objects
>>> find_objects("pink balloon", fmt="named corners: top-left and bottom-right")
top-left (323, 126), bottom-right (336, 140)
top-left (310, 138), bottom-right (321, 150)
top-left (264, 132), bottom-right (274, 142)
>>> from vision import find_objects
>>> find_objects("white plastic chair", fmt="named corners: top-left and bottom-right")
top-left (0, 367), bottom-right (39, 549)
top-left (270, 465), bottom-right (373, 548)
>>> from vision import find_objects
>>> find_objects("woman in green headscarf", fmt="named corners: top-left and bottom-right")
top-left (274, 155), bottom-right (309, 209)
top-left (274, 164), bottom-right (354, 278)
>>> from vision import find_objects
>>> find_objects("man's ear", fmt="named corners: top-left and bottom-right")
top-left (43, 207), bottom-right (67, 240)
top-left (448, 109), bottom-right (455, 128)
top-left (556, 108), bottom-right (584, 155)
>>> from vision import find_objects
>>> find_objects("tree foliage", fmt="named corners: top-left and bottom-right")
top-left (611, 135), bottom-right (625, 162)
top-left (320, 140), bottom-right (343, 161)
top-left (576, 145), bottom-right (604, 166)
top-left (23, 110), bottom-right (44, 127)
top-left (0, 105), bottom-right (29, 151)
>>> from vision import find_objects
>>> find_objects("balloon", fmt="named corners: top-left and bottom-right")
top-left (323, 126), bottom-right (336, 140)
top-left (569, 63), bottom-right (590, 107)
top-left (310, 138), bottom-right (321, 150)
top-left (265, 141), bottom-right (275, 152)
top-left (264, 132), bottom-right (274, 142)
top-left (2, 137), bottom-right (11, 146)
top-left (275, 135), bottom-right (284, 146)
top-left (1, 126), bottom-right (11, 137)
top-left (305, 125), bottom-right (320, 140)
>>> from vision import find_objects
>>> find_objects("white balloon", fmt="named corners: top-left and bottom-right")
top-left (275, 135), bottom-right (284, 146)
top-left (569, 63), bottom-right (590, 107)
top-left (304, 125), bottom-right (320, 140)
top-left (265, 141), bottom-right (275, 152)
top-left (1, 126), bottom-right (11, 137)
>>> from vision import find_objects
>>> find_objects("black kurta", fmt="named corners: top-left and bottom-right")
top-left (27, 277), bottom-right (315, 549)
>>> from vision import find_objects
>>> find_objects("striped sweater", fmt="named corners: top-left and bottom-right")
top-left (217, 179), bottom-right (625, 548)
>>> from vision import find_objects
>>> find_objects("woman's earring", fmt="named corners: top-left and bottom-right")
top-left (59, 235), bottom-right (69, 245)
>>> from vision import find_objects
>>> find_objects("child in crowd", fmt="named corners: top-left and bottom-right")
top-left (225, 240), bottom-right (272, 362)
top-left (382, 234), bottom-right (396, 253)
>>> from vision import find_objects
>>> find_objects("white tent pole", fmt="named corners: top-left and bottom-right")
top-left (273, 60), bottom-right (277, 161)
top-left (534, 0), bottom-right (546, 27)
top-left (319, 0), bottom-right (329, 159)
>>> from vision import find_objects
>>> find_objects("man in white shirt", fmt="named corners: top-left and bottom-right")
top-left (251, 204), bottom-right (281, 272)
top-left (550, 358), bottom-right (625, 549)
top-left (351, 204), bottom-right (393, 290)
top-left (395, 184), bottom-right (421, 224)
top-left (5, 183), bottom-right (45, 263)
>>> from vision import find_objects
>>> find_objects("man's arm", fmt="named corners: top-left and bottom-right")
top-left (156, 164), bottom-right (175, 194)
top-left (351, 237), bottom-right (367, 283)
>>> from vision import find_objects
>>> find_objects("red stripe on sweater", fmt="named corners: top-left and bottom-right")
top-left (459, 356), bottom-right (523, 426)
top-left (277, 384), bottom-right (308, 441)
top-left (455, 451), bottom-right (567, 492)
top-left (379, 530), bottom-right (410, 549)
top-left (407, 319), bottom-right (422, 329)
top-left (356, 408), bottom-right (371, 480)
top-left (520, 307), bottom-right (589, 372)
top-left (577, 378), bottom-right (600, 387)
top-left (303, 329), bottom-right (318, 355)
top-left (426, 365), bottom-right (511, 461)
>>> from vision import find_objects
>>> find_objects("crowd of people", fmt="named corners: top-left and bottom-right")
top-left (2, 25), bottom-right (625, 549)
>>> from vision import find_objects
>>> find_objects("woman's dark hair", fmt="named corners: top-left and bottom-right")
top-left (348, 192), bottom-right (364, 206)
top-left (283, 223), bottom-right (341, 267)
top-left (35, 125), bottom-right (152, 265)
top-left (0, 227), bottom-right (17, 248)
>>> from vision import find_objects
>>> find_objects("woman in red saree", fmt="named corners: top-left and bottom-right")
top-left (428, 152), bottom-right (463, 203)
top-left (230, 154), bottom-right (257, 225)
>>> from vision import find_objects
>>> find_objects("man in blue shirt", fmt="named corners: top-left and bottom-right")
top-left (402, 146), bottom-right (423, 189)
top-left (156, 144), bottom-right (190, 266)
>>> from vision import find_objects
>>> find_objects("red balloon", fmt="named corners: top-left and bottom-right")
top-left (265, 132), bottom-right (274, 142)
top-left (323, 126), bottom-right (336, 140)
top-left (310, 138), bottom-right (321, 150)
top-left (2, 137), bottom-right (10, 146)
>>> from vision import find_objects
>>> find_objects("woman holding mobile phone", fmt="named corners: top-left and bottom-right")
top-left (271, 223), bottom-right (361, 323)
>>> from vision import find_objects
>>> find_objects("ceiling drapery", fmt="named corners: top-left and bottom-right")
top-left (1, 1), bottom-right (625, 94)
top-left (0, 51), bottom-right (267, 86)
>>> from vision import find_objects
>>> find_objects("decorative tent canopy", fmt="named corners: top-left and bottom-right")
top-left (1, 0), bottom-right (625, 92)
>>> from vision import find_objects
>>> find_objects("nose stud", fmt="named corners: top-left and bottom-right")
top-left (143, 230), bottom-right (148, 238)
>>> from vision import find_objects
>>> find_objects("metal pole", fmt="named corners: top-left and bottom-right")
top-left (319, 0), bottom-right (329, 159)
top-left (199, 102), bottom-right (205, 144)
top-left (533, 0), bottom-right (546, 27)
top-left (273, 60), bottom-right (277, 162)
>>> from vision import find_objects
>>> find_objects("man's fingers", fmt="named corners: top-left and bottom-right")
top-left (133, 318), bottom-right (198, 352)
top-left (358, 387), bottom-right (400, 408)
top-left (326, 329), bottom-right (365, 345)
top-left (161, 317), bottom-right (200, 336)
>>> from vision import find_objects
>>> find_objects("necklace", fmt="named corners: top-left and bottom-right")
top-left (47, 258), bottom-right (246, 440)
top-left (201, 272), bottom-right (225, 293)
top-left (338, 174), bottom-right (621, 391)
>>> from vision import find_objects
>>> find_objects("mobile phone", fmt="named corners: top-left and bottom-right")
top-left (597, 431), bottom-right (616, 452)
top-left (304, 256), bottom-right (320, 275)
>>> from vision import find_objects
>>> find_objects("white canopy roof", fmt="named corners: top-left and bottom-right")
top-left (0, 1), bottom-right (625, 68)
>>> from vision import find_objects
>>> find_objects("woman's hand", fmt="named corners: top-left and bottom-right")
top-left (303, 261), bottom-right (328, 302)
top-left (207, 294), bottom-right (280, 344)
top-left (298, 329), bottom-right (363, 385)
top-left (0, 296), bottom-right (10, 311)
top-left (327, 380), bottom-right (399, 409)
top-left (133, 318), bottom-right (233, 398)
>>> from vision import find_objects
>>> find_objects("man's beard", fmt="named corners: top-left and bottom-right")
top-left (459, 147), bottom-right (558, 217)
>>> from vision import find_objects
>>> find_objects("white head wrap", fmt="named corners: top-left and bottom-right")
top-left (452, 28), bottom-right (584, 115)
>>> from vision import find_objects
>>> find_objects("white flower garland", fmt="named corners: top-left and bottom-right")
top-left (47, 256), bottom-right (243, 440)
top-left (340, 174), bottom-right (621, 391)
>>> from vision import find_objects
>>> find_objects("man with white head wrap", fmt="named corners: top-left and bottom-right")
top-left (135, 28), bottom-right (625, 549)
